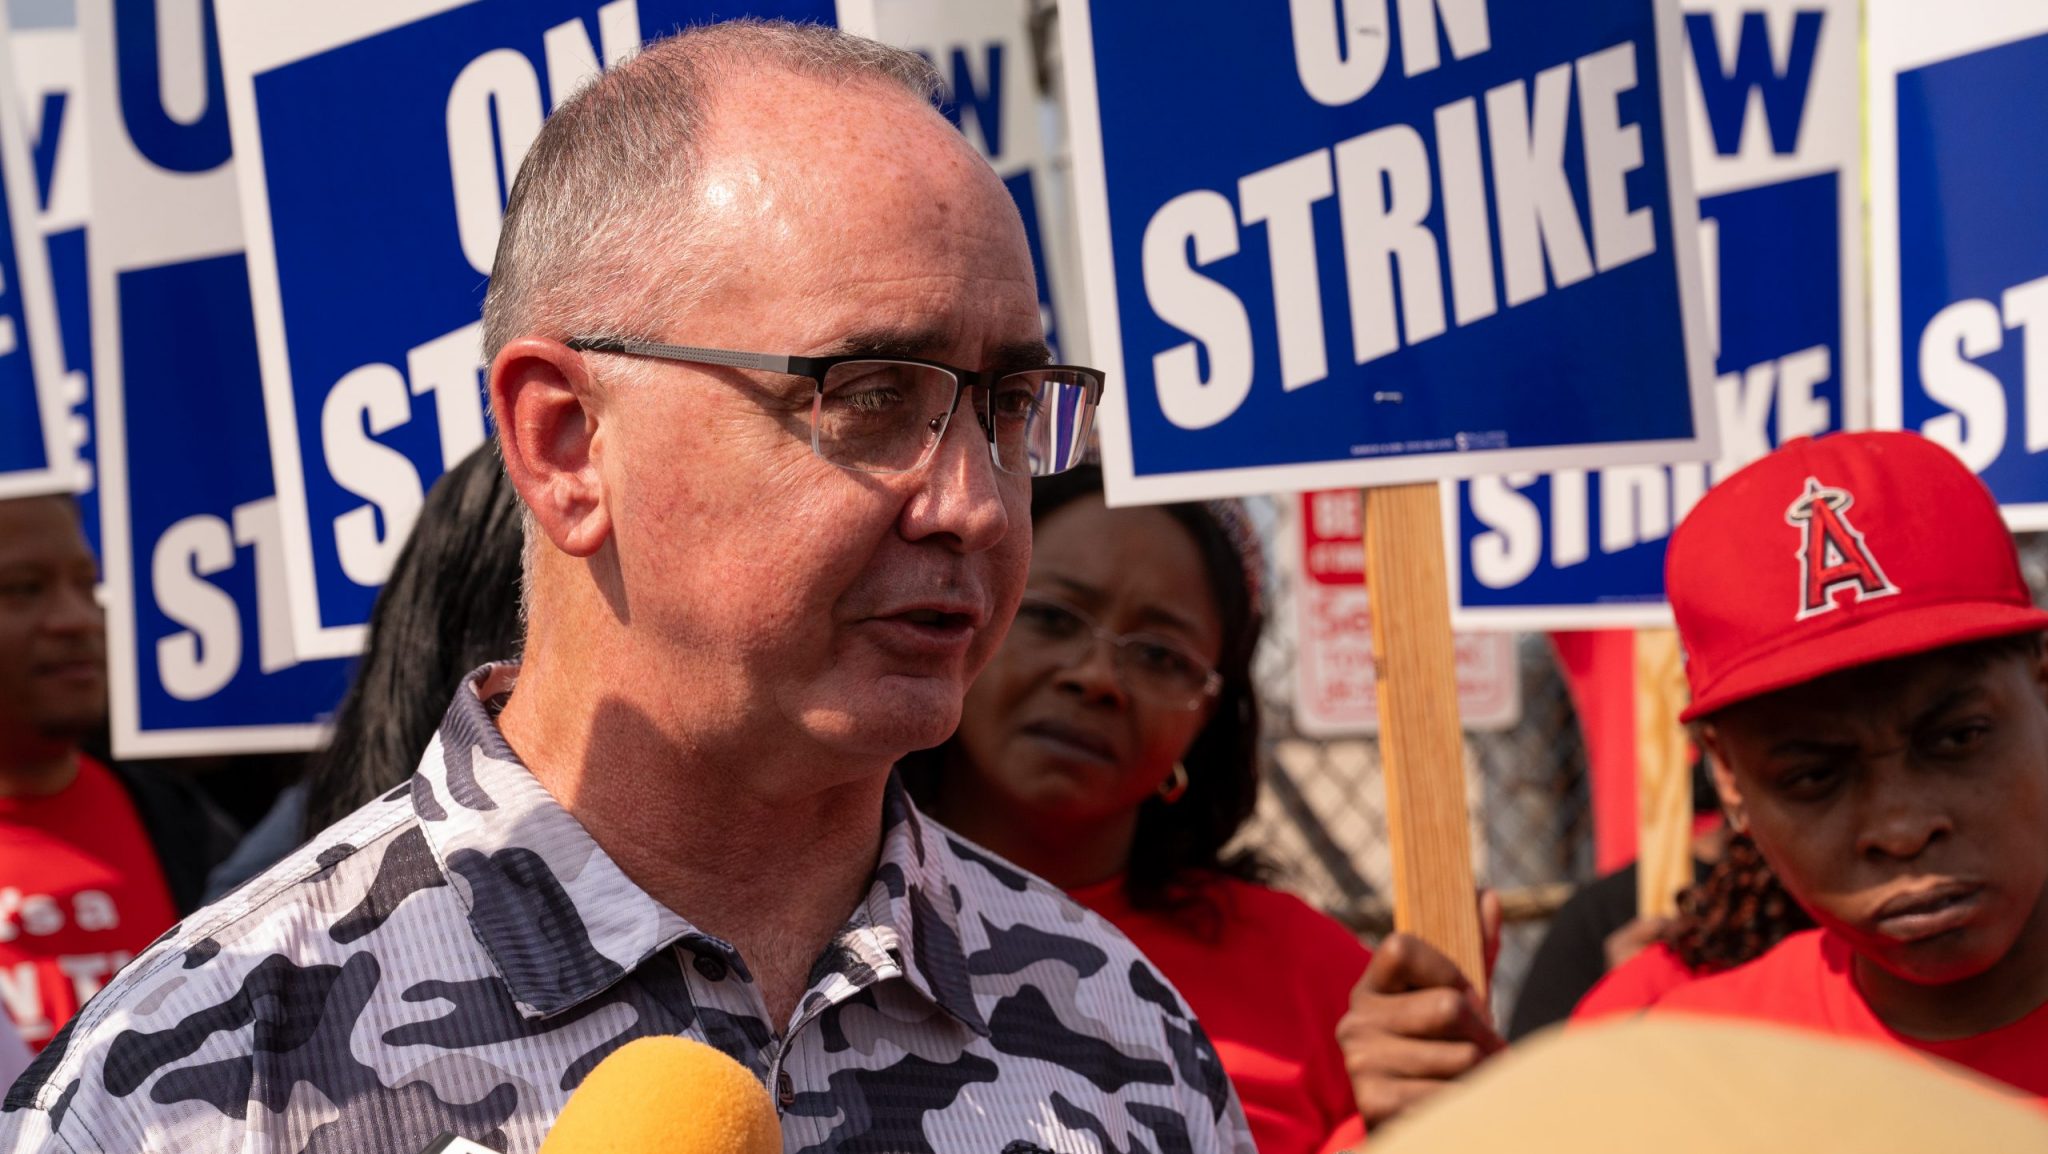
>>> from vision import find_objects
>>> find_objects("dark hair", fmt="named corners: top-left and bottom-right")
top-left (904, 465), bottom-right (1269, 930)
top-left (301, 447), bottom-right (526, 833)
top-left (1661, 831), bottom-right (1813, 972)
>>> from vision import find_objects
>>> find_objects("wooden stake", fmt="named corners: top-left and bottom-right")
top-left (1363, 482), bottom-right (1486, 995)
top-left (1633, 628), bottom-right (1692, 919)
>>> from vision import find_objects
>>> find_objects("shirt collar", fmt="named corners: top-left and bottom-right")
top-left (411, 663), bottom-right (696, 1018)
top-left (863, 776), bottom-right (988, 1036)
top-left (413, 662), bottom-right (985, 1034)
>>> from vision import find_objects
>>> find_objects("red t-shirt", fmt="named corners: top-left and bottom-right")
top-left (1652, 928), bottom-right (2048, 1102)
top-left (1571, 940), bottom-right (1698, 1024)
top-left (1071, 876), bottom-right (1371, 1154)
top-left (0, 755), bottom-right (179, 1050)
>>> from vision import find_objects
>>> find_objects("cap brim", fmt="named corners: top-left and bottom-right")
top-left (1680, 601), bottom-right (2048, 722)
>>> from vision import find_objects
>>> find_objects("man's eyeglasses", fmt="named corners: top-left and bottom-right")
top-left (564, 337), bottom-right (1103, 477)
top-left (1010, 592), bottom-right (1222, 711)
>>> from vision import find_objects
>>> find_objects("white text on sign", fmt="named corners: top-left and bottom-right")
top-left (322, 2), bottom-right (640, 589)
top-left (1470, 342), bottom-right (1832, 588)
top-left (1145, 1), bottom-right (1658, 429)
top-left (1918, 273), bottom-right (2048, 473)
top-left (152, 497), bottom-right (296, 701)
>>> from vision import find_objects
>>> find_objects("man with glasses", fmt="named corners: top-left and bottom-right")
top-left (2, 21), bottom-right (1250, 1154)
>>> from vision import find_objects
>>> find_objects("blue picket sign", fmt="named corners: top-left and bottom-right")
top-left (1449, 0), bottom-right (1862, 630)
top-left (0, 4), bottom-right (70, 501)
top-left (114, 255), bottom-right (351, 741)
top-left (86, 0), bottom-right (352, 754)
top-left (1061, 0), bottom-right (1717, 505)
top-left (218, 0), bottom-right (836, 661)
top-left (1875, 11), bottom-right (2048, 527)
top-left (11, 19), bottom-right (98, 547)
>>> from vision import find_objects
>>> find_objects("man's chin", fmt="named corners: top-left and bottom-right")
top-left (801, 674), bottom-right (964, 760)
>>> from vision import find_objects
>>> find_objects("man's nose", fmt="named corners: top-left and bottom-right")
top-left (897, 403), bottom-right (1013, 552)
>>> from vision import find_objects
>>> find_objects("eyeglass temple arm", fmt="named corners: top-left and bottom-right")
top-left (566, 336), bottom-right (794, 376)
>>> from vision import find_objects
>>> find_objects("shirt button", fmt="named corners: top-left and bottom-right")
top-left (693, 953), bottom-right (728, 982)
top-left (777, 1070), bottom-right (795, 1106)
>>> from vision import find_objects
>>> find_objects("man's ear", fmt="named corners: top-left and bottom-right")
top-left (1696, 723), bottom-right (1748, 832)
top-left (490, 337), bottom-right (612, 560)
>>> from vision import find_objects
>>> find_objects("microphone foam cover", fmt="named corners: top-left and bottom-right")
top-left (539, 1036), bottom-right (782, 1154)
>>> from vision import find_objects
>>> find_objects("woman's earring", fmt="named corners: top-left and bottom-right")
top-left (1157, 762), bottom-right (1189, 804)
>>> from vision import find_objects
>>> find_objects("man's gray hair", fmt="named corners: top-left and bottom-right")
top-left (481, 20), bottom-right (943, 620)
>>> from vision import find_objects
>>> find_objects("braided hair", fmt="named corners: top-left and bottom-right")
top-left (1661, 831), bottom-right (1814, 973)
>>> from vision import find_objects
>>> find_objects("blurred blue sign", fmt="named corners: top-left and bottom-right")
top-left (218, 0), bottom-right (834, 661)
top-left (0, 3), bottom-right (72, 502)
top-left (12, 19), bottom-right (100, 552)
top-left (1451, 0), bottom-right (1863, 630)
top-left (1060, 0), bottom-right (1717, 505)
top-left (84, 0), bottom-right (349, 755)
top-left (1871, 4), bottom-right (2048, 529)
top-left (855, 0), bottom-right (1079, 359)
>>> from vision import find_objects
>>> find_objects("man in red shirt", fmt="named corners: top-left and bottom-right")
top-left (0, 495), bottom-right (237, 1052)
top-left (1341, 431), bottom-right (2048, 1117)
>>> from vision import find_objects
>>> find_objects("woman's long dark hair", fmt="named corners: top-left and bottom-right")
top-left (905, 465), bottom-right (1270, 931)
top-left (301, 447), bottom-right (526, 833)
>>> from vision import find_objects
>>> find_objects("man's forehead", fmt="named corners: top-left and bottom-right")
top-left (694, 71), bottom-right (1012, 237)
top-left (810, 325), bottom-right (1052, 368)
top-left (705, 66), bottom-right (952, 158)
top-left (662, 70), bottom-right (1038, 357)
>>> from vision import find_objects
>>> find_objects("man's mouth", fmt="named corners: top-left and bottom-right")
top-left (897, 608), bottom-right (975, 631)
top-left (1872, 881), bottom-right (1986, 943)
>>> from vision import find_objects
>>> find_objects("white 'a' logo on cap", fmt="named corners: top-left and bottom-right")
top-left (1785, 477), bottom-right (1900, 620)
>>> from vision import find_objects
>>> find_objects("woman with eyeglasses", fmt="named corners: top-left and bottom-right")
top-left (903, 465), bottom-right (1372, 1154)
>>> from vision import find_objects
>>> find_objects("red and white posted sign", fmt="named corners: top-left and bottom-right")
top-left (1295, 491), bottom-right (1520, 737)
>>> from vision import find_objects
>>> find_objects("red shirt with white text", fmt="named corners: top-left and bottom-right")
top-left (0, 755), bottom-right (178, 1050)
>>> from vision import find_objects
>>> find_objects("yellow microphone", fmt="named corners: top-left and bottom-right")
top-left (535, 1036), bottom-right (784, 1154)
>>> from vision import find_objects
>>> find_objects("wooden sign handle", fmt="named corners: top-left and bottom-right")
top-left (1634, 628), bottom-right (1692, 920)
top-left (1362, 482), bottom-right (1486, 996)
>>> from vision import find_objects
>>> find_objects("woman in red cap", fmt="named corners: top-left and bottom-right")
top-left (1339, 431), bottom-right (2048, 1122)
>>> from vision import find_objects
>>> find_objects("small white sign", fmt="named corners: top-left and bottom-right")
top-left (1293, 490), bottom-right (1520, 736)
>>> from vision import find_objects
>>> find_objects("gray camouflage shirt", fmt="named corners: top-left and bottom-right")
top-left (0, 665), bottom-right (1254, 1154)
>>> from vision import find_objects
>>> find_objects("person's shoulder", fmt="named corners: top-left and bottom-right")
top-left (1, 795), bottom-right (420, 1149)
top-left (932, 824), bottom-right (1173, 990)
top-left (1203, 876), bottom-right (1371, 967)
top-left (929, 824), bottom-right (1216, 1027)
top-left (1652, 928), bottom-right (1829, 1018)
top-left (929, 828), bottom-right (1253, 1150)
top-left (1573, 940), bottom-right (1697, 1023)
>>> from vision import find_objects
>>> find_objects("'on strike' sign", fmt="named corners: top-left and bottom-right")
top-left (1450, 0), bottom-right (1863, 630)
top-left (1062, 0), bottom-right (1718, 506)
top-left (217, 0), bottom-right (835, 661)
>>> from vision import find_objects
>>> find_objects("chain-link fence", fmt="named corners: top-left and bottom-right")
top-left (1239, 637), bottom-right (1590, 1019)
top-left (1229, 495), bottom-right (1599, 1022)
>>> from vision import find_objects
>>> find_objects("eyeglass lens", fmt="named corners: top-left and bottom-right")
top-left (813, 361), bottom-right (1095, 476)
top-left (1012, 595), bottom-right (1215, 709)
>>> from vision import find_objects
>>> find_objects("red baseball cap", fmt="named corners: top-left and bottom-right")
top-left (1667, 430), bottom-right (2048, 722)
